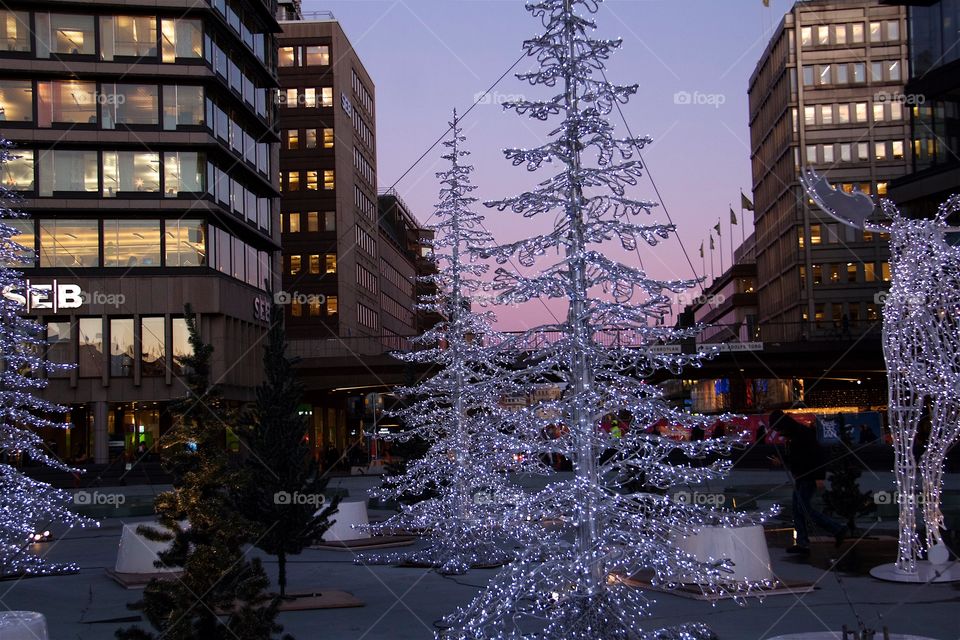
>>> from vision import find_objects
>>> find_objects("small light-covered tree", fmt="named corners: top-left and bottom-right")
top-left (0, 141), bottom-right (96, 577)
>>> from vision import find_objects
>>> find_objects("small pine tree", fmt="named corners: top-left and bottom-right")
top-left (0, 141), bottom-right (96, 576)
top-left (235, 301), bottom-right (338, 598)
top-left (118, 306), bottom-right (285, 640)
top-left (823, 427), bottom-right (875, 532)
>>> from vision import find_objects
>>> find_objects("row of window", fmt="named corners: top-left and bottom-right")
top-left (799, 222), bottom-right (891, 248)
top-left (799, 20), bottom-right (900, 48)
top-left (799, 262), bottom-right (891, 287)
top-left (356, 225), bottom-right (377, 257)
top-left (801, 60), bottom-right (902, 88)
top-left (280, 170), bottom-right (335, 192)
top-left (285, 211), bottom-right (336, 233)
top-left (357, 264), bottom-right (377, 294)
top-left (289, 254), bottom-right (337, 276)
top-left (804, 140), bottom-right (905, 165)
top-left (381, 293), bottom-right (413, 326)
top-left (285, 128), bottom-right (334, 150)
top-left (278, 45), bottom-right (330, 67)
top-left (209, 0), bottom-right (269, 64)
top-left (351, 70), bottom-right (373, 115)
top-left (279, 87), bottom-right (334, 109)
top-left (289, 295), bottom-right (338, 318)
top-left (355, 186), bottom-right (376, 223)
top-left (803, 302), bottom-right (883, 329)
top-left (47, 316), bottom-right (192, 379)
top-left (800, 100), bottom-right (903, 128)
top-left (358, 302), bottom-right (379, 329)
top-left (14, 217), bottom-right (270, 290)
top-left (380, 258), bottom-right (414, 298)
top-left (353, 147), bottom-right (375, 187)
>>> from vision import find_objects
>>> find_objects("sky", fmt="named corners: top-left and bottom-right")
top-left (301, 0), bottom-right (799, 328)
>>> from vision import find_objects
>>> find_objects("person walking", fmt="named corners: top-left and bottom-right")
top-left (770, 410), bottom-right (847, 554)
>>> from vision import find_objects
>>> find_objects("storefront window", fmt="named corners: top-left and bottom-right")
top-left (46, 321), bottom-right (73, 376)
top-left (0, 10), bottom-right (30, 52)
top-left (141, 317), bottom-right (165, 376)
top-left (110, 318), bottom-right (134, 378)
top-left (39, 219), bottom-right (99, 267)
top-left (163, 151), bottom-right (204, 196)
top-left (165, 219), bottom-right (206, 266)
top-left (2, 149), bottom-right (34, 192)
top-left (37, 80), bottom-right (97, 126)
top-left (162, 85), bottom-right (204, 129)
top-left (103, 219), bottom-right (161, 267)
top-left (103, 84), bottom-right (159, 128)
top-left (171, 317), bottom-right (191, 376)
top-left (78, 317), bottom-right (104, 377)
top-left (100, 16), bottom-right (157, 60)
top-left (0, 80), bottom-right (32, 122)
top-left (103, 151), bottom-right (160, 196)
top-left (48, 14), bottom-right (96, 56)
top-left (160, 18), bottom-right (202, 62)
top-left (38, 149), bottom-right (98, 195)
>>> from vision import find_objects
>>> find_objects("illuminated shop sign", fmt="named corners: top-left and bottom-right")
top-left (2, 281), bottom-right (84, 313)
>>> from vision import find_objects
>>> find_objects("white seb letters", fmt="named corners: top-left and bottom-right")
top-left (2, 281), bottom-right (84, 313)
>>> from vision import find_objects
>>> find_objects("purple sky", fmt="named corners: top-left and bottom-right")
top-left (303, 0), bottom-right (798, 328)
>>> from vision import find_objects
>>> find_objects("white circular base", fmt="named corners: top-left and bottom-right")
top-left (320, 500), bottom-right (371, 542)
top-left (673, 525), bottom-right (774, 583)
top-left (869, 561), bottom-right (960, 583)
top-left (0, 611), bottom-right (48, 640)
top-left (769, 634), bottom-right (935, 640)
top-left (115, 523), bottom-right (179, 574)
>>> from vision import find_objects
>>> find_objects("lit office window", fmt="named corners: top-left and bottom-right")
top-left (305, 45), bottom-right (329, 66)
top-left (103, 219), bottom-right (161, 267)
top-left (819, 105), bottom-right (832, 125)
top-left (38, 150), bottom-right (98, 195)
top-left (309, 254), bottom-right (320, 274)
top-left (287, 129), bottom-right (299, 149)
top-left (837, 104), bottom-right (849, 123)
top-left (325, 254), bottom-right (337, 274)
top-left (141, 317), bottom-right (166, 376)
top-left (288, 171), bottom-right (300, 191)
top-left (854, 102), bottom-right (867, 122)
top-left (323, 170), bottom-right (334, 190)
top-left (304, 88), bottom-right (316, 108)
top-left (800, 27), bottom-right (812, 47)
top-left (39, 219), bottom-right (99, 267)
top-left (289, 255), bottom-right (301, 275)
top-left (324, 211), bottom-right (336, 231)
top-left (160, 18), bottom-right (203, 62)
top-left (103, 84), bottom-right (159, 128)
top-left (320, 87), bottom-right (333, 107)
top-left (307, 212), bottom-right (319, 232)
top-left (0, 80), bottom-right (33, 122)
top-left (306, 170), bottom-right (318, 190)
top-left (287, 212), bottom-right (300, 232)
top-left (2, 149), bottom-right (33, 191)
top-left (37, 80), bottom-right (97, 125)
top-left (810, 224), bottom-right (822, 244)
top-left (162, 85), bottom-right (204, 129)
top-left (46, 14), bottom-right (96, 56)
top-left (100, 16), bottom-right (157, 60)
top-left (323, 128), bottom-right (334, 148)
top-left (103, 151), bottom-right (161, 196)
top-left (892, 141), bottom-right (904, 160)
top-left (888, 61), bottom-right (901, 81)
top-left (305, 128), bottom-right (317, 148)
top-left (870, 21), bottom-right (882, 42)
top-left (163, 151), bottom-right (204, 196)
top-left (327, 295), bottom-right (338, 315)
top-left (278, 46), bottom-right (297, 67)
top-left (165, 219), bottom-right (206, 266)
top-left (875, 142), bottom-right (887, 160)
top-left (0, 10), bottom-right (30, 52)
top-left (834, 24), bottom-right (847, 45)
top-left (851, 23), bottom-right (864, 43)
top-left (817, 26), bottom-right (829, 45)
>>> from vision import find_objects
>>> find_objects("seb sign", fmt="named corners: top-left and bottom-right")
top-left (2, 280), bottom-right (84, 313)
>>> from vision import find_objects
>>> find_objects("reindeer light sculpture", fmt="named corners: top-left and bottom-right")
top-left (801, 169), bottom-right (960, 582)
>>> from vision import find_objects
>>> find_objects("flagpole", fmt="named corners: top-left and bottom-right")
top-left (729, 203), bottom-right (734, 267)
top-left (718, 222), bottom-right (724, 274)
top-left (710, 236), bottom-right (715, 282)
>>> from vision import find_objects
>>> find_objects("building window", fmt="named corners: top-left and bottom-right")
top-left (888, 61), bottom-right (901, 82)
top-left (870, 21), bottom-right (882, 42)
top-left (141, 317), bottom-right (166, 376)
top-left (817, 25), bottom-right (829, 45)
top-left (305, 45), bottom-right (329, 66)
top-left (0, 10), bottom-right (30, 52)
top-left (288, 171), bottom-right (300, 191)
top-left (887, 21), bottom-right (900, 42)
top-left (6, 219), bottom-right (33, 266)
top-left (36, 80), bottom-right (97, 126)
top-left (810, 224), bottom-right (822, 244)
top-left (875, 142), bottom-right (887, 160)
top-left (287, 129), bottom-right (299, 149)
top-left (837, 104), bottom-right (849, 123)
top-left (101, 16), bottom-right (157, 60)
top-left (799, 265), bottom-right (806, 288)
top-left (881, 262), bottom-right (891, 282)
top-left (890, 102), bottom-right (902, 120)
top-left (817, 64), bottom-right (831, 85)
top-left (829, 264), bottom-right (840, 283)
top-left (278, 46), bottom-right (297, 67)
top-left (104, 219), bottom-right (161, 267)
top-left (0, 80), bottom-right (33, 122)
top-left (323, 170), bottom-right (334, 190)
top-left (304, 88), bottom-right (316, 108)
top-left (798, 228), bottom-right (805, 249)
top-left (2, 149), bottom-right (34, 191)
top-left (325, 254), bottom-right (337, 274)
top-left (857, 142), bottom-right (869, 161)
top-left (819, 104), bottom-right (832, 125)
top-left (877, 181), bottom-right (888, 196)
top-left (103, 151), bottom-right (161, 196)
top-left (289, 255), bottom-right (301, 275)
top-left (823, 145), bottom-right (834, 163)
top-left (864, 263), bottom-right (876, 281)
top-left (42, 14), bottom-right (96, 57)
top-left (802, 66), bottom-right (814, 87)
top-left (327, 295), bottom-right (338, 316)
top-left (305, 128), bottom-right (317, 148)
top-left (110, 318), bottom-right (134, 378)
top-left (309, 299), bottom-right (322, 316)
top-left (165, 218), bottom-right (205, 266)
top-left (307, 212), bottom-right (319, 232)
top-left (283, 88), bottom-right (298, 108)
top-left (839, 144), bottom-right (851, 162)
top-left (321, 87), bottom-right (333, 107)
top-left (812, 264), bottom-right (823, 285)
top-left (78, 317), bottom-right (103, 378)
top-left (847, 263), bottom-right (858, 283)
top-left (852, 63), bottom-right (865, 84)
top-left (834, 24), bottom-right (847, 45)
top-left (170, 318), bottom-right (191, 375)
top-left (805, 145), bottom-right (817, 164)
top-left (323, 128), bottom-right (335, 148)
top-left (891, 141), bottom-right (904, 160)
top-left (160, 18), bottom-right (203, 62)
top-left (325, 211), bottom-right (336, 231)
top-left (39, 219), bottom-right (98, 267)
top-left (163, 151), bottom-right (204, 196)
top-left (871, 61), bottom-right (883, 83)
top-left (38, 150), bottom-right (98, 196)
top-left (309, 254), bottom-right (320, 274)
top-left (287, 212), bottom-right (300, 232)
top-left (800, 26), bottom-right (812, 47)
top-left (291, 300), bottom-right (302, 317)
top-left (306, 170), bottom-right (318, 190)
top-left (104, 84), bottom-right (160, 128)
top-left (851, 23), bottom-right (864, 43)
top-left (47, 321), bottom-right (73, 376)
top-left (162, 85), bottom-right (204, 129)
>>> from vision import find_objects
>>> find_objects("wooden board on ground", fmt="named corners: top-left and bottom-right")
top-left (105, 569), bottom-right (183, 589)
top-left (276, 590), bottom-right (364, 611)
top-left (312, 535), bottom-right (416, 551)
top-left (621, 573), bottom-right (816, 601)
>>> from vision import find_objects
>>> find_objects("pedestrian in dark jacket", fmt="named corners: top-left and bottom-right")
top-left (770, 410), bottom-right (847, 554)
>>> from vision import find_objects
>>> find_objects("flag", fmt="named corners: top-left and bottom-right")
top-left (709, 236), bottom-right (715, 250)
top-left (762, 0), bottom-right (770, 6)
top-left (730, 207), bottom-right (738, 225)
top-left (713, 220), bottom-right (721, 236)
top-left (699, 242), bottom-right (704, 258)
top-left (741, 191), bottom-right (754, 211)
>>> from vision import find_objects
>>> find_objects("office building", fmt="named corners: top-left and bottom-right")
top-left (0, 0), bottom-right (282, 463)
top-left (748, 0), bottom-right (910, 341)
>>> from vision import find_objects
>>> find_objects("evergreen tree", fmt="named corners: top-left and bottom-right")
top-left (119, 306), bottom-right (285, 640)
top-left (442, 2), bottom-right (772, 637)
top-left (0, 141), bottom-right (96, 576)
top-left (235, 301), bottom-right (338, 598)
top-left (823, 427), bottom-right (875, 532)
